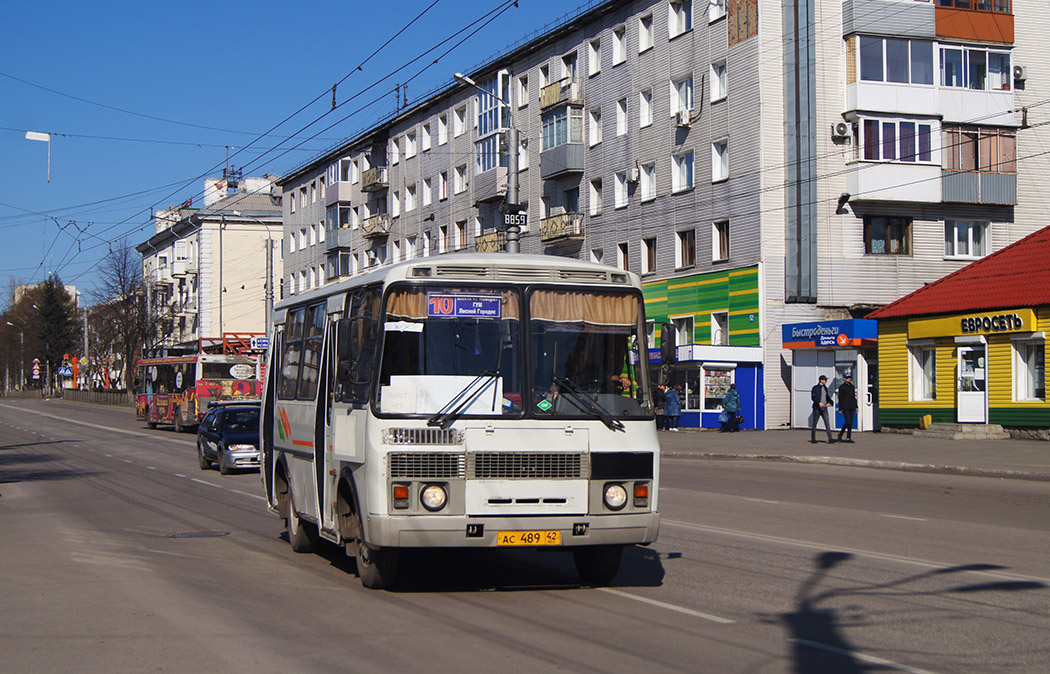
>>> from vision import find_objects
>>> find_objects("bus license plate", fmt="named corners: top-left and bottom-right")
top-left (497, 530), bottom-right (561, 546)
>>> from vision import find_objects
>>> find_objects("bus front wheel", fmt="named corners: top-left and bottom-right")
top-left (286, 491), bottom-right (319, 553)
top-left (354, 539), bottom-right (399, 590)
top-left (573, 545), bottom-right (624, 585)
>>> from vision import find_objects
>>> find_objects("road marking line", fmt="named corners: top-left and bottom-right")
top-left (598, 588), bottom-right (735, 624)
top-left (744, 497), bottom-right (780, 504)
top-left (665, 519), bottom-right (1050, 584)
top-left (882, 514), bottom-right (928, 521)
top-left (123, 459), bottom-right (133, 464)
top-left (0, 402), bottom-right (192, 444)
top-left (789, 639), bottom-right (941, 674)
top-left (175, 473), bottom-right (187, 478)
top-left (190, 478), bottom-right (266, 501)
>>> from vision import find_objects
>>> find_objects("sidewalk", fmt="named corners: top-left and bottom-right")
top-left (657, 428), bottom-right (1050, 481)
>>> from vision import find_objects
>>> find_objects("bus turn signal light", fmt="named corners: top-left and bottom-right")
top-left (392, 483), bottom-right (410, 509)
top-left (634, 483), bottom-right (649, 508)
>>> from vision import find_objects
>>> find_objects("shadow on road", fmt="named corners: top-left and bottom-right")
top-left (0, 440), bottom-right (91, 485)
top-left (777, 551), bottom-right (1046, 673)
top-left (292, 537), bottom-right (666, 592)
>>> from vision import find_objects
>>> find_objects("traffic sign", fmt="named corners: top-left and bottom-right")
top-left (251, 336), bottom-right (269, 350)
top-left (58, 367), bottom-right (73, 377)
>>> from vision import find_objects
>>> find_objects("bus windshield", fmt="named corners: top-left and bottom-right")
top-left (377, 286), bottom-right (523, 417)
top-left (528, 288), bottom-right (651, 419)
top-left (374, 284), bottom-right (651, 421)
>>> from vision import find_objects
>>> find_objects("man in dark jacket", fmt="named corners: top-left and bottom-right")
top-left (810, 375), bottom-right (835, 444)
top-left (836, 373), bottom-right (858, 443)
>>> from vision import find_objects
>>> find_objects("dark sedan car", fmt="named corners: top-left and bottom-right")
top-left (197, 403), bottom-right (261, 474)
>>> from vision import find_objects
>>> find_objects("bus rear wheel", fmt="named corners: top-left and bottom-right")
top-left (573, 545), bottom-right (624, 585)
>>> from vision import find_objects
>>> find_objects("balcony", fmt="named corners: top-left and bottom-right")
top-left (176, 299), bottom-right (198, 316)
top-left (541, 78), bottom-right (583, 110)
top-left (540, 143), bottom-right (585, 179)
top-left (942, 170), bottom-right (1017, 204)
top-left (326, 227), bottom-right (353, 250)
top-left (847, 162), bottom-right (941, 203)
top-left (362, 213), bottom-right (391, 239)
top-left (325, 180), bottom-right (354, 206)
top-left (474, 231), bottom-right (506, 253)
top-left (936, 3), bottom-right (1013, 44)
top-left (540, 212), bottom-right (585, 244)
top-left (362, 166), bottom-right (388, 192)
top-left (473, 166), bottom-right (507, 204)
top-left (153, 268), bottom-right (173, 285)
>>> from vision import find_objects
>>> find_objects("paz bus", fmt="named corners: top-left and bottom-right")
top-left (136, 353), bottom-right (261, 431)
top-left (261, 252), bottom-right (662, 589)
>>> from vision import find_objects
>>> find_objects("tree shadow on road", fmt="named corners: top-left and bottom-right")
top-left (0, 440), bottom-right (91, 485)
top-left (773, 551), bottom-right (1046, 673)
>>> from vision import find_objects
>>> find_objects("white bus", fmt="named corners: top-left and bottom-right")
top-left (261, 253), bottom-right (662, 588)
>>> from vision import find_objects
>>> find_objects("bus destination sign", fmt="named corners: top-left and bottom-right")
top-left (427, 294), bottom-right (502, 319)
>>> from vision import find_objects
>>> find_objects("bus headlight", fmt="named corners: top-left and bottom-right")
top-left (420, 484), bottom-right (448, 512)
top-left (603, 482), bottom-right (628, 511)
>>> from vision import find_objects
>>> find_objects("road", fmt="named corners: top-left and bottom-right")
top-left (0, 398), bottom-right (1047, 673)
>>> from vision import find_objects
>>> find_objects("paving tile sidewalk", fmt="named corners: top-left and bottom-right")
top-left (657, 428), bottom-right (1050, 481)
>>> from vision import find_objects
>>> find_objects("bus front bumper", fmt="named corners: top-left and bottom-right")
top-left (362, 512), bottom-right (660, 549)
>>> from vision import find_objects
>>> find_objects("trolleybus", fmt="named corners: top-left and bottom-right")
top-left (261, 253), bottom-right (662, 588)
top-left (136, 353), bottom-right (261, 431)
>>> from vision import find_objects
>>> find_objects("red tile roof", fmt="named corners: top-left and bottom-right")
top-left (868, 225), bottom-right (1050, 320)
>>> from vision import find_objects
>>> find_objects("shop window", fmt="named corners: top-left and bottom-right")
top-left (909, 344), bottom-right (936, 401)
top-left (1014, 339), bottom-right (1045, 401)
top-left (703, 366), bottom-right (733, 411)
top-left (864, 216), bottom-right (911, 255)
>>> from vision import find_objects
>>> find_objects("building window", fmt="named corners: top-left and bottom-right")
top-left (613, 26), bottom-right (626, 65)
top-left (671, 75), bottom-right (694, 113)
top-left (711, 60), bottom-right (727, 102)
top-left (712, 220), bottom-right (729, 261)
top-left (423, 230), bottom-right (432, 257)
top-left (1014, 339), bottom-right (1045, 401)
top-left (562, 51), bottom-right (577, 80)
top-left (455, 220), bottom-right (467, 250)
top-left (862, 120), bottom-right (933, 163)
top-left (405, 131), bottom-right (417, 158)
top-left (709, 0), bottom-right (726, 22)
top-left (860, 37), bottom-right (934, 85)
top-left (673, 150), bottom-right (695, 191)
top-left (712, 311), bottom-right (729, 345)
top-left (438, 114), bottom-right (448, 145)
top-left (517, 74), bottom-right (529, 107)
top-left (639, 89), bottom-right (653, 127)
top-left (310, 182), bottom-right (317, 203)
top-left (591, 248), bottom-right (604, 264)
top-left (944, 221), bottom-right (988, 258)
top-left (308, 223), bottom-right (316, 246)
top-left (454, 165), bottom-right (467, 194)
top-left (639, 14), bottom-right (654, 52)
top-left (405, 183), bottom-right (417, 212)
top-left (676, 229), bottom-right (696, 268)
top-left (711, 140), bottom-right (728, 183)
top-left (439, 225), bottom-right (449, 253)
top-left (338, 158), bottom-right (352, 182)
top-left (864, 216), bottom-right (911, 255)
top-left (943, 126), bottom-right (1015, 173)
top-left (539, 64), bottom-right (549, 89)
top-left (616, 98), bottom-right (628, 136)
top-left (910, 345), bottom-right (937, 401)
top-left (423, 177), bottom-right (432, 206)
top-left (474, 71), bottom-right (511, 174)
top-left (589, 108), bottom-right (603, 146)
top-left (541, 106), bottom-right (583, 150)
top-left (390, 138), bottom-right (400, 165)
top-left (406, 236), bottom-right (418, 260)
top-left (640, 162), bottom-right (656, 201)
top-left (670, 1), bottom-right (693, 37)
top-left (617, 241), bottom-right (629, 271)
top-left (642, 237), bottom-right (657, 274)
top-left (391, 190), bottom-right (400, 218)
top-left (589, 38), bottom-right (601, 76)
top-left (940, 46), bottom-right (1011, 91)
top-left (299, 228), bottom-right (307, 249)
top-left (672, 316), bottom-right (694, 346)
top-left (615, 171), bottom-right (629, 208)
top-left (422, 123), bottom-right (431, 151)
top-left (439, 171), bottom-right (448, 200)
top-left (589, 178), bottom-right (603, 216)
top-left (453, 105), bottom-right (466, 137)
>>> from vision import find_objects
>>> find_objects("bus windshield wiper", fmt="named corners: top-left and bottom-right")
top-left (553, 376), bottom-right (625, 432)
top-left (427, 369), bottom-right (500, 430)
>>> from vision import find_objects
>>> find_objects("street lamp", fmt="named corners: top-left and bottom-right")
top-left (6, 321), bottom-right (24, 391)
top-left (232, 210), bottom-right (276, 338)
top-left (454, 72), bottom-right (522, 254)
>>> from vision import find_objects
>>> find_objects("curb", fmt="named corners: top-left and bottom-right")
top-left (662, 451), bottom-right (1050, 482)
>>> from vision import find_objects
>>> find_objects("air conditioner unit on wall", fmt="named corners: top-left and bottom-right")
top-left (627, 167), bottom-right (640, 183)
top-left (675, 110), bottom-right (691, 127)
top-left (831, 122), bottom-right (851, 139)
top-left (1014, 65), bottom-right (1027, 82)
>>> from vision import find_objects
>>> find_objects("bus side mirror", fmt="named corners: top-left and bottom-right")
top-left (660, 323), bottom-right (676, 366)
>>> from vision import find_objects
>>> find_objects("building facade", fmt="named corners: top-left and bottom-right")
top-left (137, 177), bottom-right (282, 355)
top-left (279, 0), bottom-right (1047, 428)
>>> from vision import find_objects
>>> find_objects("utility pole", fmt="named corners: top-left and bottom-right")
top-left (265, 237), bottom-right (273, 338)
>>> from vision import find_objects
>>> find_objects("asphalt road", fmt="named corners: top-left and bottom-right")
top-left (1, 399), bottom-right (1047, 674)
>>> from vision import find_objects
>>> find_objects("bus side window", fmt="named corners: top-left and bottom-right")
top-left (278, 308), bottom-right (306, 399)
top-left (341, 285), bottom-right (381, 403)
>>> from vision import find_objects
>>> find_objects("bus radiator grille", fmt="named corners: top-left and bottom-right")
top-left (389, 452), bottom-right (466, 479)
top-left (469, 452), bottom-right (586, 479)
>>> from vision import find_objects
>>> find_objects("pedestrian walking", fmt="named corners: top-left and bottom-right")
top-left (653, 385), bottom-right (667, 430)
top-left (664, 385), bottom-right (681, 432)
top-left (721, 383), bottom-right (741, 432)
top-left (836, 373), bottom-right (857, 443)
top-left (810, 375), bottom-right (835, 444)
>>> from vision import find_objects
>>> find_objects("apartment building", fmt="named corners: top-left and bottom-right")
top-left (279, 0), bottom-right (1047, 429)
top-left (137, 176), bottom-right (282, 354)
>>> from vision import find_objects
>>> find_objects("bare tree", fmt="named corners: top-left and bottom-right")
top-left (93, 239), bottom-right (151, 391)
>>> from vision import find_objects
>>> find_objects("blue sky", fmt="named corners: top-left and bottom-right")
top-left (0, 0), bottom-right (595, 304)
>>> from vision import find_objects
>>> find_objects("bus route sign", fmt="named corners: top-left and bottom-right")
top-left (426, 294), bottom-right (501, 319)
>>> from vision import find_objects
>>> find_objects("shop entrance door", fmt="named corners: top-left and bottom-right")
top-left (957, 345), bottom-right (987, 423)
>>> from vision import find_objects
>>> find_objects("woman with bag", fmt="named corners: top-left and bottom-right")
top-left (721, 383), bottom-right (741, 432)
